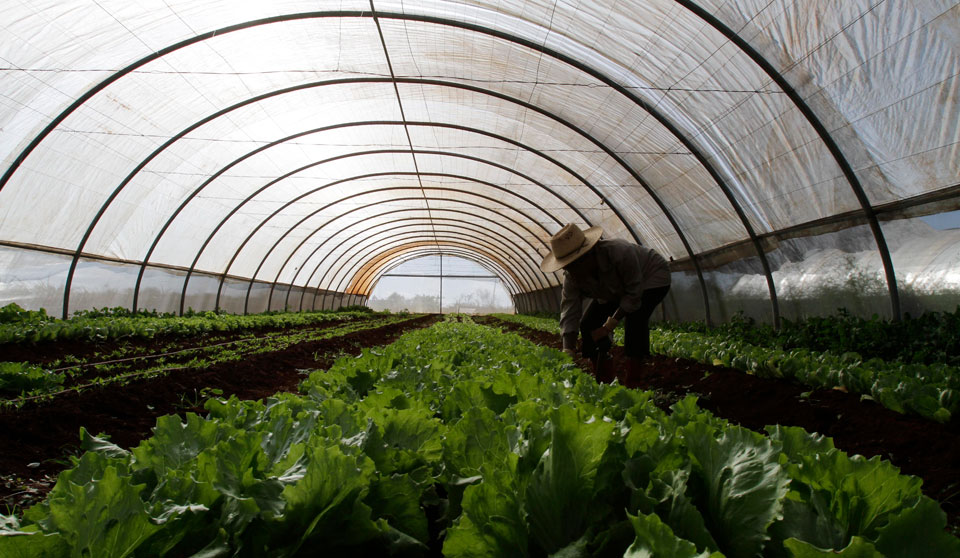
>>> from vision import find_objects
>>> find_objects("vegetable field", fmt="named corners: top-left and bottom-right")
top-left (1, 311), bottom-right (958, 556)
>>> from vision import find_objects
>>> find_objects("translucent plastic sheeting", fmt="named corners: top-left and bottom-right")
top-left (883, 214), bottom-right (960, 315)
top-left (138, 267), bottom-right (188, 315)
top-left (702, 255), bottom-right (774, 324)
top-left (220, 278), bottom-right (254, 315)
top-left (0, 1), bottom-right (957, 318)
top-left (766, 224), bottom-right (895, 321)
top-left (660, 270), bottom-right (708, 323)
top-left (70, 259), bottom-right (139, 311)
top-left (0, 247), bottom-right (70, 312)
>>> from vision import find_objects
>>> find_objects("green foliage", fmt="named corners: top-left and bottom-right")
top-left (497, 311), bottom-right (959, 422)
top-left (1, 322), bottom-right (954, 556)
top-left (0, 362), bottom-right (64, 394)
top-left (0, 304), bottom-right (51, 325)
top-left (660, 308), bottom-right (960, 368)
top-left (0, 307), bottom-right (382, 346)
top-left (650, 327), bottom-right (959, 422)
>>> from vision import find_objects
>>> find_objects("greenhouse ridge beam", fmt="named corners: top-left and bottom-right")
top-left (130, 120), bottom-right (603, 313)
top-left (674, 0), bottom-right (901, 322)
top-left (368, 0), bottom-right (443, 266)
top-left (286, 214), bottom-right (549, 312)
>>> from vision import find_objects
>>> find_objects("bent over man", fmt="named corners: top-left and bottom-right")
top-left (540, 223), bottom-right (672, 382)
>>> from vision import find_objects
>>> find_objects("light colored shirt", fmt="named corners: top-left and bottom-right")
top-left (559, 239), bottom-right (671, 335)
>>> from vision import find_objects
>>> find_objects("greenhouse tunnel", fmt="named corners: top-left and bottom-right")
top-left (1, 1), bottom-right (958, 324)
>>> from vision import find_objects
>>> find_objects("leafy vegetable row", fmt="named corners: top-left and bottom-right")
top-left (658, 308), bottom-right (960, 368)
top-left (0, 303), bottom-right (379, 345)
top-left (2, 318), bottom-right (955, 556)
top-left (0, 313), bottom-right (418, 406)
top-left (649, 329), bottom-right (959, 423)
top-left (491, 314), bottom-right (959, 423)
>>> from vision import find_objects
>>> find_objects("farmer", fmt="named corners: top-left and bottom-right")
top-left (540, 223), bottom-right (672, 382)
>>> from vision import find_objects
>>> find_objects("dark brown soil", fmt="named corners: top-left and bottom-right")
top-left (476, 315), bottom-right (960, 530)
top-left (0, 314), bottom-right (439, 511)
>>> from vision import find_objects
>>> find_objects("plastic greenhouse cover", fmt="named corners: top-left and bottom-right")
top-left (0, 0), bottom-right (957, 318)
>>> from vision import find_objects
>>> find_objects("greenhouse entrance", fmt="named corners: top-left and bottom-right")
top-left (367, 255), bottom-right (514, 314)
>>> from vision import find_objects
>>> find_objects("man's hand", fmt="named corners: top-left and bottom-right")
top-left (591, 316), bottom-right (619, 341)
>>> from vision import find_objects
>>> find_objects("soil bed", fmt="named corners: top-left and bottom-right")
top-left (477, 315), bottom-right (960, 530)
top-left (0, 314), bottom-right (439, 512)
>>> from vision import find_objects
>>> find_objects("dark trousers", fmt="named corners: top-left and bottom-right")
top-left (579, 285), bottom-right (671, 359)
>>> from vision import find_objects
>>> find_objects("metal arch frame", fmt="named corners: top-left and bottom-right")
top-left (183, 179), bottom-right (551, 316)
top-left (104, 75), bottom-right (709, 321)
top-left (162, 138), bottom-right (583, 316)
top-left (313, 224), bottom-right (537, 311)
top-left (4, 16), bottom-right (717, 320)
top-left (2, 8), bottom-right (901, 322)
top-left (132, 120), bottom-right (605, 313)
top-left (262, 166), bottom-right (568, 308)
top-left (106, 76), bottom-right (678, 319)
top-left (230, 182), bottom-right (558, 315)
top-left (302, 225), bottom-right (532, 303)
top-left (260, 157), bottom-right (573, 304)
top-left (7, 10), bottom-right (879, 322)
top-left (289, 212), bottom-right (551, 312)
top-left (52, 75), bottom-right (662, 320)
top-left (674, 0), bottom-right (900, 320)
top-left (357, 245), bottom-right (518, 312)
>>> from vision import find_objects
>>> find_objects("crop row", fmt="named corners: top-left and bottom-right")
top-left (0, 303), bottom-right (378, 345)
top-left (488, 314), bottom-right (959, 423)
top-left (659, 308), bottom-right (960, 367)
top-left (1, 317), bottom-right (955, 556)
top-left (0, 313), bottom-right (418, 407)
top-left (649, 330), bottom-right (958, 423)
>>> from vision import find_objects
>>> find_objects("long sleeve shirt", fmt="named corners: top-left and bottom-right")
top-left (558, 239), bottom-right (671, 336)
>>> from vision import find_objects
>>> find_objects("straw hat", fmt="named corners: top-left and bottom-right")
top-left (540, 223), bottom-right (603, 273)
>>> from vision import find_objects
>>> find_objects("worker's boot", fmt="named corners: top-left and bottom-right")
top-left (593, 350), bottom-right (615, 383)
